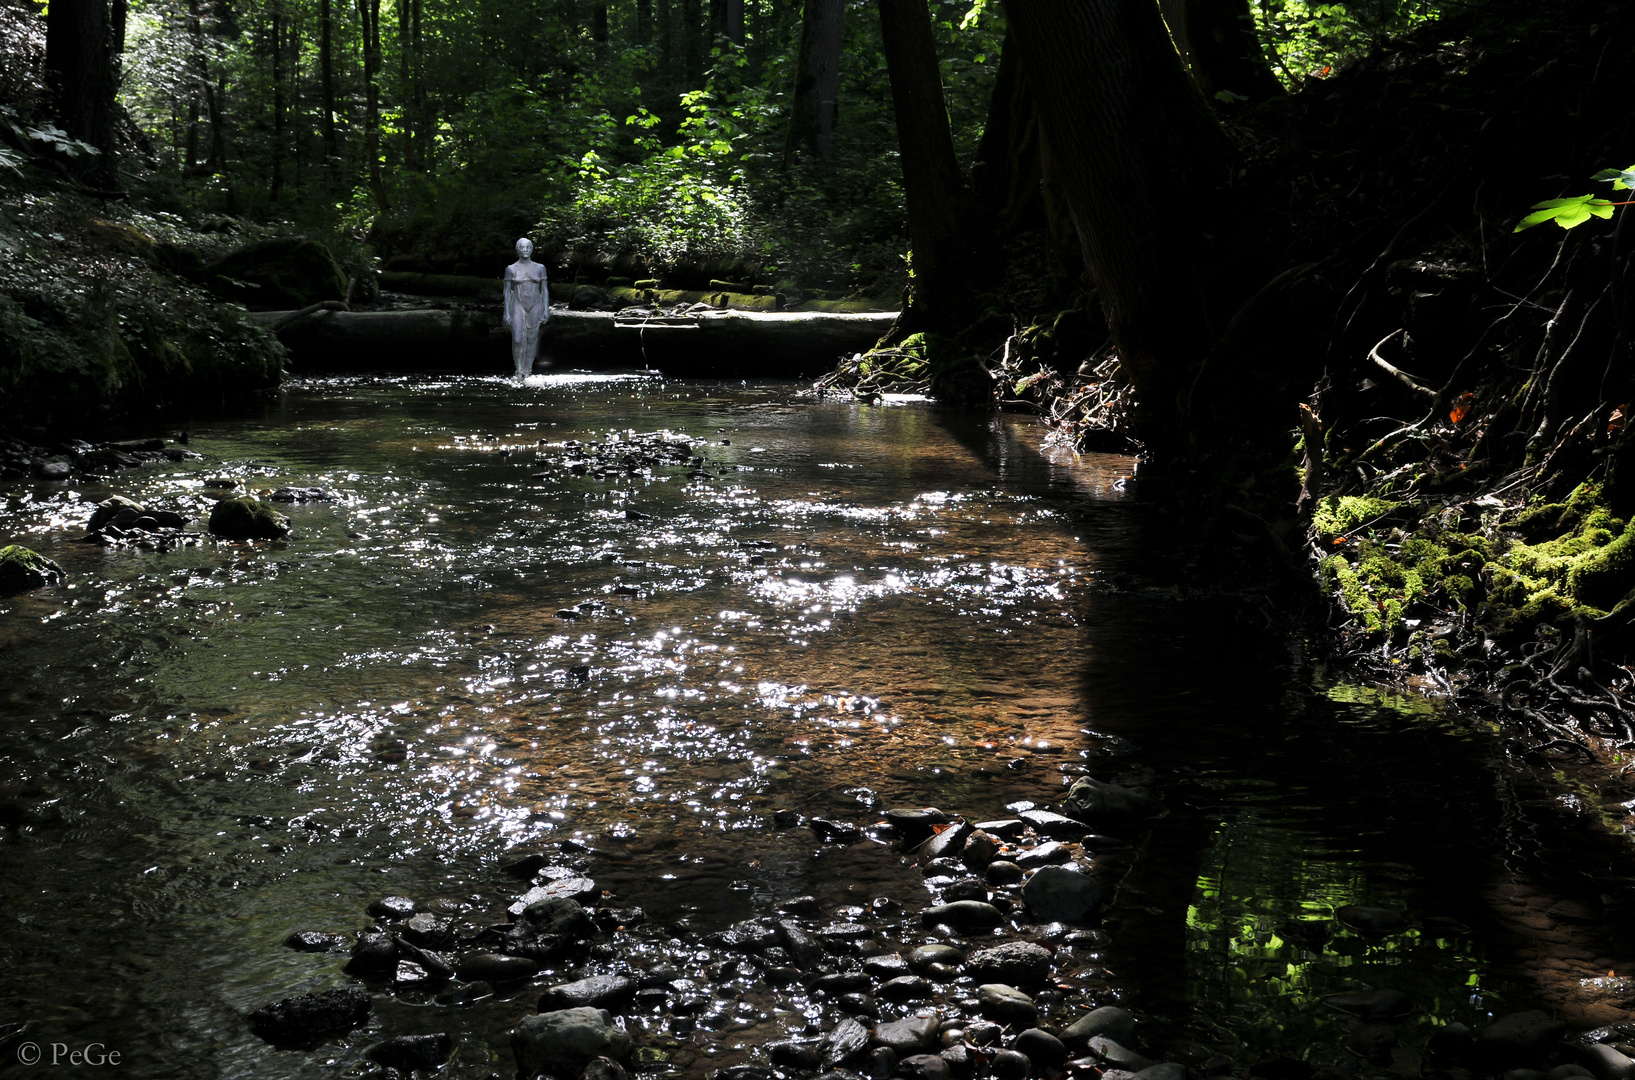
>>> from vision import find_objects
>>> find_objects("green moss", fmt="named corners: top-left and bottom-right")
top-left (208, 497), bottom-right (292, 540)
top-left (1312, 494), bottom-right (1403, 540)
top-left (0, 545), bottom-right (64, 595)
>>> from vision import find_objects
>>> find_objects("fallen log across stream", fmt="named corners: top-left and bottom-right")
top-left (248, 306), bottom-right (898, 376)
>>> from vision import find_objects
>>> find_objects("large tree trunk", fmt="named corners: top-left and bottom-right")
top-left (877, 0), bottom-right (976, 333)
top-left (681, 0), bottom-right (701, 84)
top-left (783, 0), bottom-right (843, 164)
top-left (320, 0), bottom-right (337, 164)
top-left (359, 0), bottom-right (389, 210)
top-left (721, 0), bottom-right (744, 46)
top-left (1172, 0), bottom-right (1284, 105)
top-left (46, 0), bottom-right (120, 187)
top-left (1003, 0), bottom-right (1237, 450)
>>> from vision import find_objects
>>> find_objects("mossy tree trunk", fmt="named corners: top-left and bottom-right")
top-left (1003, 0), bottom-right (1238, 452)
top-left (45, 0), bottom-right (120, 188)
top-left (1171, 0), bottom-right (1285, 106)
top-left (877, 0), bottom-right (979, 336)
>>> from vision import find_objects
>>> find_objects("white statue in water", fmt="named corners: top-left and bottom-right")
top-left (504, 238), bottom-right (549, 377)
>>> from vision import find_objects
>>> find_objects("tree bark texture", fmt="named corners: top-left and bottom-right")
top-left (877, 0), bottom-right (977, 330)
top-left (359, 0), bottom-right (389, 209)
top-left (1004, 0), bottom-right (1236, 447)
top-left (45, 0), bottom-right (119, 185)
top-left (783, 0), bottom-right (843, 164)
top-left (722, 0), bottom-right (744, 46)
top-left (271, 0), bottom-right (285, 198)
top-left (1176, 0), bottom-right (1284, 104)
top-left (320, 0), bottom-right (337, 162)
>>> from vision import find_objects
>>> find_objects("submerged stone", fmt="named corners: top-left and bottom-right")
top-left (0, 545), bottom-right (63, 595)
top-left (208, 496), bottom-right (291, 540)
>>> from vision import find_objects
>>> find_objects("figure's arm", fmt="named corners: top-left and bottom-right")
top-left (503, 273), bottom-right (514, 322)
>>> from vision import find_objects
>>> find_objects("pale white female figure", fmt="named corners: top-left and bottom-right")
top-left (503, 238), bottom-right (549, 377)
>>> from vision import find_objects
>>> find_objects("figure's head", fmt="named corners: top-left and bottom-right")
top-left (515, 238), bottom-right (534, 259)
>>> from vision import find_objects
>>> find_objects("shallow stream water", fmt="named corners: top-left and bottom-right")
top-left (0, 374), bottom-right (1630, 1078)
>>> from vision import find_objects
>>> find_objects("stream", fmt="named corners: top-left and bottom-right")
top-left (0, 373), bottom-right (1630, 1079)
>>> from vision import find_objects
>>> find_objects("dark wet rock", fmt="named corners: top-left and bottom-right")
top-left (781, 895), bottom-right (822, 917)
top-left (509, 877), bottom-right (600, 916)
top-left (976, 984), bottom-right (1037, 1026)
top-left (816, 972), bottom-right (874, 995)
top-left (924, 857), bottom-right (966, 877)
top-left (940, 1043), bottom-right (972, 1079)
top-left (395, 959), bottom-right (439, 988)
top-left (1062, 1006), bottom-right (1137, 1048)
top-left (967, 942), bottom-right (1052, 987)
top-left (1323, 988), bottom-right (1414, 1021)
top-left (985, 860), bottom-right (1025, 885)
top-left (934, 877), bottom-right (990, 903)
top-left (436, 980), bottom-right (494, 1006)
top-left (1335, 905), bottom-right (1409, 934)
top-left (1122, 1065), bottom-right (1187, 1080)
top-left (965, 1022), bottom-right (1002, 1047)
top-left (991, 1049), bottom-right (1032, 1080)
top-left (921, 901), bottom-right (1003, 930)
top-left (974, 819), bottom-right (1026, 838)
top-left (521, 895), bottom-right (598, 936)
top-left (35, 458), bottom-right (71, 480)
top-left (368, 895), bottom-right (418, 919)
top-left (907, 944), bottom-right (965, 973)
top-left (586, 1058), bottom-right (631, 1080)
top-left (455, 951), bottom-right (539, 982)
top-left (539, 974), bottom-right (636, 1012)
top-left (886, 808), bottom-right (952, 836)
top-left (1576, 1044), bottom-right (1635, 1080)
top-left (864, 954), bottom-right (911, 979)
top-left (1014, 1029), bottom-right (1068, 1069)
top-left (962, 831), bottom-right (1002, 868)
top-left (1079, 834), bottom-right (1132, 853)
top-left (367, 1032), bottom-right (453, 1071)
top-left (513, 1007), bottom-right (632, 1079)
top-left (874, 1015), bottom-right (941, 1055)
top-left (1019, 810), bottom-right (1086, 840)
top-left (839, 993), bottom-right (880, 1018)
top-left (772, 1041), bottom-right (826, 1069)
top-left (269, 487), bottom-right (339, 503)
top-left (1022, 865), bottom-right (1102, 923)
top-left (813, 817), bottom-right (865, 843)
top-left (283, 930), bottom-right (347, 952)
top-left (1086, 1036), bottom-right (1152, 1072)
top-left (771, 920), bottom-right (823, 969)
top-left (1062, 776), bottom-right (1155, 822)
top-left (1549, 1065), bottom-right (1595, 1080)
top-left (401, 912), bottom-right (453, 948)
top-left (1479, 1011), bottom-right (1569, 1066)
top-left (918, 821), bottom-right (972, 864)
top-left (825, 1018), bottom-right (872, 1065)
top-left (208, 496), bottom-right (292, 540)
top-left (1504, 1071), bottom-right (1549, 1080)
top-left (899, 1053), bottom-right (951, 1080)
top-left (706, 919), bottom-right (782, 952)
top-left (1013, 842), bottom-right (1073, 868)
top-left (1426, 1022), bottom-right (1474, 1064)
top-left (0, 546), bottom-right (64, 595)
top-left (88, 495), bottom-right (144, 532)
top-left (869, 1046), bottom-right (899, 1079)
top-left (248, 987), bottom-right (371, 1049)
top-left (879, 976), bottom-right (933, 1002)
top-left (818, 922), bottom-right (876, 951)
top-left (393, 937), bottom-right (454, 980)
top-left (500, 850), bottom-right (550, 877)
top-left (717, 1066), bottom-right (774, 1080)
top-left (344, 931), bottom-right (399, 976)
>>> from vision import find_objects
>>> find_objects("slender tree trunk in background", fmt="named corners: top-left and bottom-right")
top-left (412, 0), bottom-right (426, 173)
top-left (206, 72), bottom-right (233, 209)
top-left (292, 7), bottom-right (303, 189)
top-left (360, 0), bottom-right (390, 210)
top-left (723, 0), bottom-right (744, 46)
top-left (397, 0), bottom-right (412, 168)
top-left (1003, 0), bottom-right (1236, 450)
top-left (593, 3), bottom-right (609, 49)
top-left (877, 0), bottom-right (976, 331)
top-left (681, 0), bottom-right (700, 84)
top-left (271, 0), bottom-right (285, 199)
top-left (636, 0), bottom-right (652, 47)
top-left (1178, 0), bottom-right (1284, 104)
top-left (184, 0), bottom-right (204, 169)
top-left (46, 0), bottom-right (120, 186)
top-left (320, 0), bottom-right (337, 166)
top-left (783, 0), bottom-right (843, 165)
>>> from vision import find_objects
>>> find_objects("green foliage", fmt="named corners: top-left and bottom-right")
top-left (1252, 0), bottom-right (1440, 87)
top-left (1514, 164), bottom-right (1635, 232)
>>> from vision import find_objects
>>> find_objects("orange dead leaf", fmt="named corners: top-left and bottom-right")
top-left (1610, 405), bottom-right (1627, 434)
top-left (1332, 536), bottom-right (1348, 546)
top-left (1450, 391), bottom-right (1477, 424)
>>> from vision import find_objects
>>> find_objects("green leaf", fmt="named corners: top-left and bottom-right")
top-left (1514, 193), bottom-right (1617, 232)
top-left (1591, 164), bottom-right (1635, 191)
